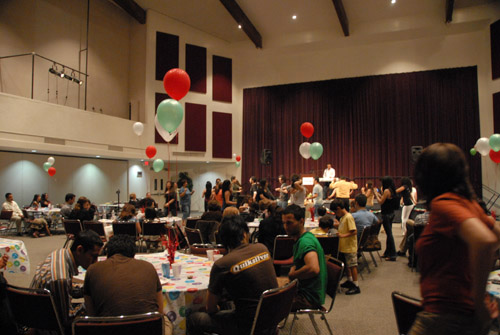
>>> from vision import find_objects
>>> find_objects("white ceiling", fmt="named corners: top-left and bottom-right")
top-left (134, 0), bottom-right (498, 47)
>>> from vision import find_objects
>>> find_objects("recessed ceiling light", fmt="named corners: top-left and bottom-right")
top-left (31, 150), bottom-right (37, 153)
top-left (96, 155), bottom-right (101, 158)
top-left (391, 0), bottom-right (396, 4)
top-left (238, 24), bottom-right (242, 29)
top-left (292, 15), bottom-right (297, 20)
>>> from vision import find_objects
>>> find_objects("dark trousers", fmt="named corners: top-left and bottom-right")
top-left (382, 213), bottom-right (396, 258)
top-left (187, 310), bottom-right (242, 335)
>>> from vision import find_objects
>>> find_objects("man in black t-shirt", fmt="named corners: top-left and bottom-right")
top-left (187, 215), bottom-right (278, 335)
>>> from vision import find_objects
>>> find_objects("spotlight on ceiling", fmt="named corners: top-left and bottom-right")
top-left (391, 0), bottom-right (396, 4)
top-left (238, 24), bottom-right (242, 29)
top-left (292, 15), bottom-right (297, 20)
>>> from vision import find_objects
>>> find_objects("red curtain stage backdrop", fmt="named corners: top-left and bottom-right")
top-left (242, 66), bottom-right (481, 193)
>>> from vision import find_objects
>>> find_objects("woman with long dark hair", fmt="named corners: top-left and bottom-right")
top-left (396, 177), bottom-right (416, 236)
top-left (361, 180), bottom-right (375, 209)
top-left (221, 180), bottom-right (236, 211)
top-left (408, 143), bottom-right (499, 335)
top-left (202, 181), bottom-right (212, 212)
top-left (30, 194), bottom-right (41, 208)
top-left (164, 181), bottom-right (177, 217)
top-left (375, 176), bottom-right (398, 261)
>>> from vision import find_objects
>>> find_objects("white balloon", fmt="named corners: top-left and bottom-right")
top-left (47, 157), bottom-right (55, 165)
top-left (132, 122), bottom-right (144, 136)
top-left (476, 137), bottom-right (490, 156)
top-left (155, 114), bottom-right (177, 142)
top-left (299, 142), bottom-right (311, 159)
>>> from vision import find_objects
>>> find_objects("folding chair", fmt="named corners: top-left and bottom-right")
top-left (359, 222), bottom-right (384, 267)
top-left (391, 291), bottom-right (423, 335)
top-left (289, 257), bottom-right (344, 335)
top-left (82, 221), bottom-right (106, 241)
top-left (357, 226), bottom-right (372, 278)
top-left (141, 221), bottom-right (166, 252)
top-left (62, 219), bottom-right (83, 248)
top-left (272, 235), bottom-right (295, 267)
top-left (72, 312), bottom-right (163, 335)
top-left (195, 219), bottom-right (219, 244)
top-left (184, 227), bottom-right (205, 245)
top-left (186, 217), bottom-right (200, 229)
top-left (249, 279), bottom-right (298, 335)
top-left (317, 235), bottom-right (339, 258)
top-left (6, 284), bottom-right (65, 335)
top-left (0, 210), bottom-right (13, 235)
top-left (112, 222), bottom-right (138, 239)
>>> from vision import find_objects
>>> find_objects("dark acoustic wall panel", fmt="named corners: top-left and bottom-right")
top-left (185, 103), bottom-right (206, 151)
top-left (156, 32), bottom-right (179, 81)
top-left (494, 92), bottom-right (500, 133)
top-left (155, 93), bottom-right (178, 144)
top-left (212, 112), bottom-right (232, 158)
top-left (492, 20), bottom-right (500, 80)
top-left (212, 55), bottom-right (232, 103)
top-left (186, 44), bottom-right (207, 93)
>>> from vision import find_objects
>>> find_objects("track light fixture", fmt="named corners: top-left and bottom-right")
top-left (48, 63), bottom-right (84, 85)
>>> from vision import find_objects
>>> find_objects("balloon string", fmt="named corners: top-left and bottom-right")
top-left (176, 158), bottom-right (178, 181)
top-left (167, 142), bottom-right (171, 181)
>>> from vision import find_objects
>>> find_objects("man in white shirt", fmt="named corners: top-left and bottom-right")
top-left (2, 193), bottom-right (24, 235)
top-left (323, 164), bottom-right (335, 180)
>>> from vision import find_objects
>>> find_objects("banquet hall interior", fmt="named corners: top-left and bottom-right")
top-left (1, 0), bottom-right (500, 334)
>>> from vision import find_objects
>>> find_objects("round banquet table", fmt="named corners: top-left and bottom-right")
top-left (0, 237), bottom-right (30, 275)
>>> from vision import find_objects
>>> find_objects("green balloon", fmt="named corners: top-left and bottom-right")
top-left (156, 99), bottom-right (184, 133)
top-left (470, 148), bottom-right (477, 156)
top-left (152, 159), bottom-right (164, 173)
top-left (43, 162), bottom-right (51, 172)
top-left (310, 142), bottom-right (324, 160)
top-left (489, 134), bottom-right (500, 152)
top-left (235, 162), bottom-right (241, 168)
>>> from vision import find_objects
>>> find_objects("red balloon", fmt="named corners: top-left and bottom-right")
top-left (236, 155), bottom-right (241, 162)
top-left (146, 145), bottom-right (157, 159)
top-left (48, 167), bottom-right (56, 176)
top-left (163, 68), bottom-right (191, 101)
top-left (490, 149), bottom-right (500, 163)
top-left (300, 122), bottom-right (314, 138)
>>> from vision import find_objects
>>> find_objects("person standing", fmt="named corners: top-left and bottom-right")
top-left (222, 180), bottom-right (237, 211)
top-left (375, 176), bottom-right (398, 261)
top-left (289, 174), bottom-right (306, 208)
top-left (275, 175), bottom-right (289, 209)
top-left (397, 177), bottom-right (417, 236)
top-left (179, 179), bottom-right (195, 226)
top-left (2, 193), bottom-right (24, 235)
top-left (308, 177), bottom-right (324, 217)
top-left (409, 143), bottom-right (499, 335)
top-left (164, 181), bottom-right (178, 217)
top-left (322, 164), bottom-right (335, 180)
top-left (202, 181), bottom-right (213, 212)
top-left (328, 176), bottom-right (358, 209)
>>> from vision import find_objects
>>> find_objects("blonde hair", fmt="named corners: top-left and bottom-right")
top-left (222, 206), bottom-right (239, 218)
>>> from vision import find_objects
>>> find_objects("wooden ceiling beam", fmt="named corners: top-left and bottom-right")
top-left (219, 0), bottom-right (262, 48)
top-left (110, 0), bottom-right (146, 24)
top-left (331, 0), bottom-right (349, 37)
top-left (446, 0), bottom-right (455, 23)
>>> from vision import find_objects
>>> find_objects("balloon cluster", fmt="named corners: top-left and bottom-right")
top-left (144, 146), bottom-right (164, 172)
top-left (299, 122), bottom-right (323, 160)
top-left (234, 154), bottom-right (241, 168)
top-left (470, 134), bottom-right (500, 163)
top-left (43, 156), bottom-right (56, 176)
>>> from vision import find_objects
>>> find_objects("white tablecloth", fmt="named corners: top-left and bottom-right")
top-left (0, 238), bottom-right (30, 275)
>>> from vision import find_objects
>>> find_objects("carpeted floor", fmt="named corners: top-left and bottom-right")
top-left (2, 223), bottom-right (421, 335)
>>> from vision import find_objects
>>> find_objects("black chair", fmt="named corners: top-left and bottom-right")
top-left (360, 222), bottom-right (384, 267)
top-left (141, 221), bottom-right (166, 252)
top-left (72, 312), bottom-right (163, 335)
top-left (357, 226), bottom-right (372, 277)
top-left (82, 221), bottom-right (106, 241)
top-left (0, 210), bottom-right (14, 235)
top-left (391, 291), bottom-right (423, 335)
top-left (249, 279), bottom-right (298, 335)
top-left (289, 257), bottom-right (344, 335)
top-left (186, 217), bottom-right (200, 229)
top-left (6, 284), bottom-right (65, 334)
top-left (112, 222), bottom-right (138, 239)
top-left (272, 235), bottom-right (294, 267)
top-left (195, 219), bottom-right (219, 244)
top-left (317, 235), bottom-right (339, 258)
top-left (184, 227), bottom-right (205, 246)
top-left (62, 219), bottom-right (82, 248)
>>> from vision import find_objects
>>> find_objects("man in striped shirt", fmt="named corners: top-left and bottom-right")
top-left (31, 230), bottom-right (103, 329)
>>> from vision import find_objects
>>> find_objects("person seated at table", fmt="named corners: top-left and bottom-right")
top-left (142, 192), bottom-right (158, 209)
top-left (40, 193), bottom-right (51, 208)
top-left (310, 216), bottom-right (335, 236)
top-left (352, 194), bottom-right (379, 242)
top-left (282, 204), bottom-right (327, 310)
top-left (31, 230), bottom-right (103, 330)
top-left (201, 200), bottom-right (223, 222)
top-left (257, 202), bottom-right (285, 256)
top-left (83, 234), bottom-right (172, 335)
top-left (144, 199), bottom-right (158, 221)
top-left (222, 206), bottom-right (239, 218)
top-left (128, 193), bottom-right (140, 208)
top-left (2, 193), bottom-right (24, 236)
top-left (187, 215), bottom-right (278, 335)
top-left (117, 203), bottom-right (141, 234)
top-left (30, 194), bottom-right (41, 208)
top-left (69, 197), bottom-right (97, 222)
top-left (61, 193), bottom-right (76, 219)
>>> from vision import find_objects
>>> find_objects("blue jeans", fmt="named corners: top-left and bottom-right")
top-left (181, 203), bottom-right (191, 220)
top-left (382, 213), bottom-right (396, 258)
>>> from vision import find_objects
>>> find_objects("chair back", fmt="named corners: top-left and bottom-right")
top-left (357, 226), bottom-right (371, 252)
top-left (317, 235), bottom-right (339, 258)
top-left (72, 312), bottom-right (163, 335)
top-left (82, 221), bottom-right (106, 237)
top-left (141, 221), bottom-right (166, 236)
top-left (195, 220), bottom-right (219, 244)
top-left (6, 284), bottom-right (65, 334)
top-left (370, 222), bottom-right (382, 236)
top-left (325, 256), bottom-right (344, 312)
top-left (185, 227), bottom-right (204, 246)
top-left (112, 222), bottom-right (138, 238)
top-left (391, 291), bottom-right (422, 335)
top-left (0, 210), bottom-right (13, 220)
top-left (413, 224), bottom-right (425, 242)
top-left (63, 219), bottom-right (83, 236)
top-left (186, 217), bottom-right (199, 229)
top-left (249, 279), bottom-right (298, 335)
top-left (272, 235), bottom-right (295, 261)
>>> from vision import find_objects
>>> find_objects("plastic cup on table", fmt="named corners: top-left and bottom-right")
top-left (172, 263), bottom-right (182, 278)
top-left (162, 262), bottom-right (171, 278)
top-left (207, 250), bottom-right (214, 261)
